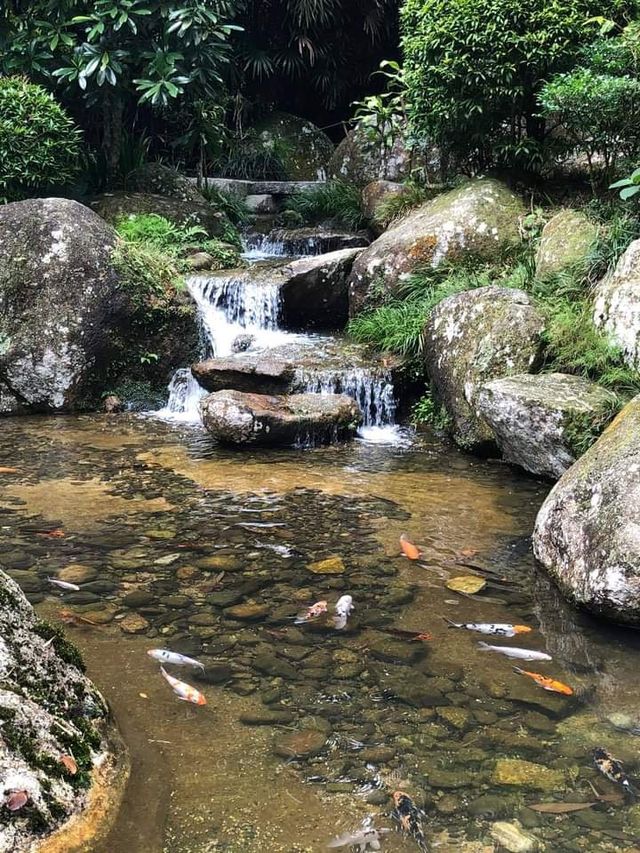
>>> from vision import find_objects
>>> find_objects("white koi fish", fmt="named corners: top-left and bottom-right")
top-left (445, 618), bottom-right (532, 637)
top-left (333, 595), bottom-right (354, 631)
top-left (147, 649), bottom-right (205, 671)
top-left (327, 826), bottom-right (390, 851)
top-left (478, 641), bottom-right (551, 661)
top-left (47, 577), bottom-right (80, 592)
top-left (160, 666), bottom-right (207, 706)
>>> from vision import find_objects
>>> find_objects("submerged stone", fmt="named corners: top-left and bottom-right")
top-left (306, 556), bottom-right (345, 575)
top-left (273, 729), bottom-right (327, 759)
top-left (492, 759), bottom-right (566, 792)
top-left (490, 821), bottom-right (541, 853)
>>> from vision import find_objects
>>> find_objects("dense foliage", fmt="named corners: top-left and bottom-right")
top-left (400, 0), bottom-right (635, 170)
top-left (0, 76), bottom-right (81, 201)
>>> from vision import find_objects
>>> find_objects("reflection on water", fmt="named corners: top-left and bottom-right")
top-left (1, 415), bottom-right (640, 853)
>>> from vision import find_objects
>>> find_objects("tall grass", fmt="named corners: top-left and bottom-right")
top-left (281, 181), bottom-right (367, 230)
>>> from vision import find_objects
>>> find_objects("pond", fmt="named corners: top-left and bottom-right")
top-left (1, 415), bottom-right (640, 852)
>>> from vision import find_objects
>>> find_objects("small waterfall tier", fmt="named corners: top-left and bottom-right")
top-left (242, 227), bottom-right (369, 260)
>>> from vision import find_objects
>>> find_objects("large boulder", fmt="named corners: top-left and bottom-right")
top-left (423, 287), bottom-right (545, 450)
top-left (200, 390), bottom-right (362, 446)
top-left (593, 239), bottom-right (640, 369)
top-left (254, 112), bottom-right (334, 181)
top-left (0, 570), bottom-right (118, 852)
top-left (476, 373), bottom-right (618, 479)
top-left (348, 179), bottom-right (526, 315)
top-left (535, 210), bottom-right (598, 280)
top-left (280, 248), bottom-right (362, 329)
top-left (0, 198), bottom-right (121, 413)
top-left (329, 125), bottom-right (437, 187)
top-left (91, 191), bottom-right (228, 238)
top-left (0, 197), bottom-right (198, 414)
top-left (193, 356), bottom-right (295, 395)
top-left (126, 163), bottom-right (206, 203)
top-left (361, 180), bottom-right (415, 235)
top-left (533, 396), bottom-right (640, 625)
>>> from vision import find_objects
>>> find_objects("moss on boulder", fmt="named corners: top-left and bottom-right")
top-left (126, 163), bottom-right (205, 203)
top-left (254, 112), bottom-right (334, 181)
top-left (91, 191), bottom-right (230, 239)
top-left (348, 179), bottom-right (526, 314)
top-left (535, 210), bottom-right (598, 279)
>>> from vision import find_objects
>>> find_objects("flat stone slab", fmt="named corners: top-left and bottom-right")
top-left (187, 178), bottom-right (326, 196)
top-left (200, 389), bottom-right (362, 447)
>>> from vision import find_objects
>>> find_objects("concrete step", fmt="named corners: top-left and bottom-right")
top-left (187, 177), bottom-right (325, 197)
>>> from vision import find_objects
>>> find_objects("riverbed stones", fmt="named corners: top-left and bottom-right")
top-left (0, 198), bottom-right (120, 414)
top-left (492, 759), bottom-right (566, 792)
top-left (490, 821), bottom-right (541, 853)
top-left (119, 612), bottom-right (150, 634)
top-left (279, 248), bottom-right (362, 330)
top-left (535, 210), bottom-right (598, 279)
top-left (273, 729), bottom-right (327, 759)
top-left (0, 569), bottom-right (112, 852)
top-left (476, 373), bottom-right (618, 478)
top-left (225, 602), bottom-right (269, 621)
top-left (58, 564), bottom-right (99, 584)
top-left (533, 395), bottom-right (640, 625)
top-left (306, 556), bottom-right (345, 575)
top-left (348, 179), bottom-right (525, 314)
top-left (423, 287), bottom-right (545, 450)
top-left (200, 390), bottom-right (361, 447)
top-left (594, 238), bottom-right (640, 369)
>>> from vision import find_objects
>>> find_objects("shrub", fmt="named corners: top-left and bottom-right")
top-left (281, 181), bottom-right (367, 230)
top-left (400, 0), bottom-right (633, 170)
top-left (0, 76), bottom-right (82, 201)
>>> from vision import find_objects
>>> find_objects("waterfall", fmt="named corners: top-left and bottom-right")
top-left (294, 367), bottom-right (396, 428)
top-left (155, 368), bottom-right (206, 423)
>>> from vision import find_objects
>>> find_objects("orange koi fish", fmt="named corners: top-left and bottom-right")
top-left (160, 666), bottom-right (207, 706)
top-left (513, 666), bottom-right (573, 695)
top-left (294, 600), bottom-right (328, 625)
top-left (0, 467), bottom-right (18, 474)
top-left (400, 534), bottom-right (421, 561)
top-left (5, 790), bottom-right (29, 811)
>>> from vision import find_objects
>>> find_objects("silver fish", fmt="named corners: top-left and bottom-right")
top-left (47, 577), bottom-right (80, 592)
top-left (478, 641), bottom-right (551, 661)
top-left (147, 649), bottom-right (205, 671)
top-left (445, 618), bottom-right (532, 637)
top-left (333, 594), bottom-right (354, 631)
top-left (327, 824), bottom-right (390, 851)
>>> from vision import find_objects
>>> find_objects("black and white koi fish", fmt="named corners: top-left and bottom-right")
top-left (392, 791), bottom-right (428, 852)
top-left (444, 618), bottom-right (532, 637)
top-left (593, 747), bottom-right (638, 802)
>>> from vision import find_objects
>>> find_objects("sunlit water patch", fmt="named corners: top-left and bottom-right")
top-left (2, 416), bottom-right (640, 852)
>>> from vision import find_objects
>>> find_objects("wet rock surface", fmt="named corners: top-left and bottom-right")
top-left (0, 570), bottom-right (114, 853)
top-left (423, 287), bottom-right (545, 450)
top-left (199, 389), bottom-right (362, 446)
top-left (348, 179), bottom-right (525, 314)
top-left (476, 373), bottom-right (618, 479)
top-left (256, 227), bottom-right (369, 256)
top-left (534, 395), bottom-right (640, 625)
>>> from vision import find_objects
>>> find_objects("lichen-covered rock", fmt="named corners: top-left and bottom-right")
top-left (200, 389), bottom-right (361, 446)
top-left (127, 163), bottom-right (206, 203)
top-left (280, 248), bottom-right (362, 330)
top-left (535, 210), bottom-right (598, 279)
top-left (423, 287), bottom-right (545, 450)
top-left (0, 198), bottom-right (121, 414)
top-left (91, 191), bottom-right (229, 238)
top-left (0, 197), bottom-right (198, 415)
top-left (533, 396), bottom-right (640, 625)
top-left (329, 125), bottom-right (436, 187)
top-left (0, 570), bottom-right (116, 853)
top-left (593, 238), bottom-right (640, 369)
top-left (361, 180), bottom-right (413, 232)
top-left (254, 112), bottom-right (334, 181)
top-left (348, 179), bottom-right (526, 314)
top-left (476, 373), bottom-right (618, 479)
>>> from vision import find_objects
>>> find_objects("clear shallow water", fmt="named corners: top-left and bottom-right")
top-left (2, 416), bottom-right (640, 852)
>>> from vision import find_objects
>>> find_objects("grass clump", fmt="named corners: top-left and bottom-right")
top-left (373, 184), bottom-right (433, 229)
top-left (281, 181), bottom-right (367, 230)
top-left (200, 185), bottom-right (249, 226)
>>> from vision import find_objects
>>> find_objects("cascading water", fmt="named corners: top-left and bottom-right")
top-left (155, 237), bottom-right (407, 444)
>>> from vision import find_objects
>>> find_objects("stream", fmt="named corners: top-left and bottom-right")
top-left (2, 236), bottom-right (640, 853)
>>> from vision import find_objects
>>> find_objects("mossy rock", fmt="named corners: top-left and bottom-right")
top-left (254, 112), bottom-right (334, 181)
top-left (492, 759), bottom-right (566, 792)
top-left (126, 163), bottom-right (205, 203)
top-left (91, 191), bottom-right (230, 239)
top-left (535, 210), bottom-right (598, 279)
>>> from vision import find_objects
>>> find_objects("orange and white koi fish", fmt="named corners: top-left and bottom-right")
top-left (400, 535), bottom-right (421, 561)
top-left (294, 600), bottom-right (328, 625)
top-left (513, 666), bottom-right (573, 695)
top-left (444, 618), bottom-right (532, 637)
top-left (593, 747), bottom-right (637, 802)
top-left (160, 666), bottom-right (207, 705)
top-left (333, 595), bottom-right (354, 630)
